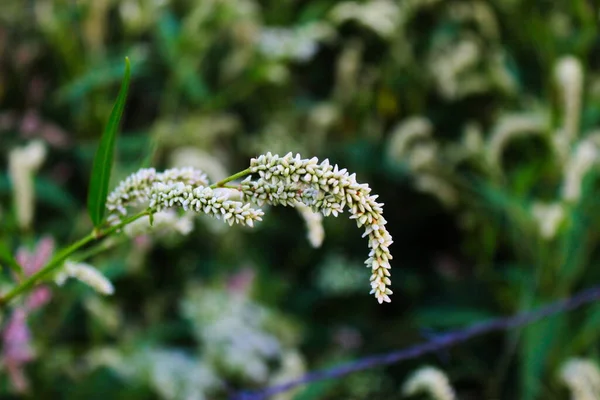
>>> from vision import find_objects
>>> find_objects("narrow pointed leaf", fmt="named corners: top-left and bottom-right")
top-left (87, 57), bottom-right (131, 227)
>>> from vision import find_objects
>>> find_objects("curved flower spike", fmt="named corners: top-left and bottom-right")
top-left (149, 183), bottom-right (264, 228)
top-left (402, 366), bottom-right (456, 400)
top-left (241, 152), bottom-right (393, 303)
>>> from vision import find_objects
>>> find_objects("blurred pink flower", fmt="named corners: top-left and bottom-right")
top-left (19, 109), bottom-right (70, 148)
top-left (0, 106), bottom-right (70, 148)
top-left (134, 235), bottom-right (152, 249)
top-left (2, 236), bottom-right (55, 392)
top-left (16, 236), bottom-right (54, 278)
top-left (3, 310), bottom-right (34, 364)
top-left (25, 286), bottom-right (51, 311)
top-left (19, 110), bottom-right (41, 135)
top-left (39, 123), bottom-right (70, 148)
top-left (2, 309), bottom-right (34, 393)
top-left (226, 267), bottom-right (256, 295)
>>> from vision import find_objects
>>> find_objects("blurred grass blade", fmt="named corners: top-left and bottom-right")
top-left (87, 57), bottom-right (131, 227)
top-left (0, 241), bottom-right (23, 278)
top-left (56, 54), bottom-right (146, 104)
top-left (521, 312), bottom-right (565, 400)
top-left (568, 302), bottom-right (600, 354)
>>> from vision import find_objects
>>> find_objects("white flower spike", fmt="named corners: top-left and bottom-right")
top-left (149, 184), bottom-right (264, 228)
top-left (241, 152), bottom-right (393, 304)
top-left (402, 366), bottom-right (456, 400)
top-left (56, 261), bottom-right (114, 295)
top-left (106, 153), bottom-right (393, 304)
top-left (106, 167), bottom-right (209, 222)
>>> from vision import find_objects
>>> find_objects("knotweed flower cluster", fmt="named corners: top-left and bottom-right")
top-left (139, 350), bottom-right (220, 400)
top-left (331, 0), bottom-right (400, 38)
top-left (387, 116), bottom-right (433, 162)
top-left (384, 55), bottom-right (593, 242)
top-left (91, 271), bottom-right (302, 399)
top-left (8, 140), bottom-right (47, 230)
top-left (402, 366), bottom-right (456, 400)
top-left (149, 184), bottom-right (264, 228)
top-left (106, 153), bottom-right (393, 303)
top-left (258, 23), bottom-right (333, 62)
top-left (562, 140), bottom-right (599, 202)
top-left (181, 278), bottom-right (299, 384)
top-left (107, 167), bottom-right (263, 228)
top-left (240, 152), bottom-right (393, 303)
top-left (448, 0), bottom-right (498, 39)
top-left (486, 112), bottom-right (549, 171)
top-left (559, 358), bottom-right (600, 400)
top-left (531, 202), bottom-right (565, 240)
top-left (92, 348), bottom-right (221, 400)
top-left (295, 202), bottom-right (324, 248)
top-left (106, 167), bottom-right (209, 222)
top-left (55, 261), bottom-right (114, 295)
top-left (555, 56), bottom-right (583, 143)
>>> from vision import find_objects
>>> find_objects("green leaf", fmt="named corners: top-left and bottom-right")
top-left (520, 311), bottom-right (566, 400)
top-left (87, 57), bottom-right (131, 227)
top-left (0, 241), bottom-right (23, 278)
top-left (568, 302), bottom-right (600, 354)
top-left (414, 306), bottom-right (496, 329)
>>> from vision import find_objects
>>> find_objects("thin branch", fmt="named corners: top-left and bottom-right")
top-left (210, 168), bottom-right (252, 189)
top-left (233, 285), bottom-right (600, 400)
top-left (0, 209), bottom-right (151, 306)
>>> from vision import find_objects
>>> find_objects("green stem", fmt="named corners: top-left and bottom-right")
top-left (98, 209), bottom-right (153, 239)
top-left (0, 234), bottom-right (95, 306)
top-left (209, 168), bottom-right (252, 189)
top-left (0, 209), bottom-right (151, 306)
top-left (1, 168), bottom-right (256, 306)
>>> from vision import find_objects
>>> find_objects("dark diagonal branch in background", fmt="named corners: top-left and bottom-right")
top-left (233, 285), bottom-right (600, 400)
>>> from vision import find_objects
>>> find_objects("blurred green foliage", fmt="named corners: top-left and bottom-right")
top-left (2, 0), bottom-right (600, 399)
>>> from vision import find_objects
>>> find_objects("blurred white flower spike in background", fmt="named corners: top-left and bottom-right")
top-left (402, 366), bottom-right (456, 400)
top-left (295, 202), bottom-right (324, 248)
top-left (8, 140), bottom-right (47, 230)
top-left (559, 358), bottom-right (600, 400)
top-left (55, 261), bottom-right (114, 295)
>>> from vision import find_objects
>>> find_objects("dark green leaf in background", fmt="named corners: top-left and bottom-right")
top-left (0, 241), bottom-right (23, 278)
top-left (86, 57), bottom-right (131, 228)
